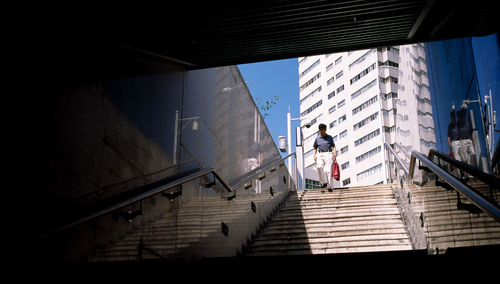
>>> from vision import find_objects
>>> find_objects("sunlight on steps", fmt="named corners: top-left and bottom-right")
top-left (245, 184), bottom-right (413, 256)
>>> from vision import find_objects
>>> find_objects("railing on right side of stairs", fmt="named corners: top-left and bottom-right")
top-left (385, 143), bottom-right (500, 222)
top-left (385, 143), bottom-right (500, 254)
top-left (411, 149), bottom-right (500, 222)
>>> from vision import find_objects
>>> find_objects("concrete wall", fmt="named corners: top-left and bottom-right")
top-left (26, 42), bottom-right (289, 262)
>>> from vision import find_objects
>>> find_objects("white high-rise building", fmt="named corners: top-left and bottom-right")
top-left (299, 43), bottom-right (436, 188)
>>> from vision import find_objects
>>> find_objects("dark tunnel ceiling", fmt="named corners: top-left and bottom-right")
top-left (116, 0), bottom-right (498, 69)
top-left (35, 0), bottom-right (499, 70)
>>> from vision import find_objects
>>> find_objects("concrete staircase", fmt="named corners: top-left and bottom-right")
top-left (245, 184), bottom-right (414, 256)
top-left (88, 180), bottom-right (500, 261)
top-left (88, 191), bottom-right (288, 262)
top-left (408, 180), bottom-right (500, 254)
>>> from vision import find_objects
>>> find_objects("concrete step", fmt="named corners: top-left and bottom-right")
top-left (88, 191), bottom-right (290, 262)
top-left (245, 185), bottom-right (413, 256)
top-left (407, 182), bottom-right (500, 253)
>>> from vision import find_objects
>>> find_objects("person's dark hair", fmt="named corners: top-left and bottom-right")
top-left (318, 123), bottom-right (327, 130)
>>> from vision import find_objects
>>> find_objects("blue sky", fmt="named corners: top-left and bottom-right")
top-left (239, 58), bottom-right (301, 157)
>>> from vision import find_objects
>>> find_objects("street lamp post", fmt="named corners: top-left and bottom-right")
top-left (173, 110), bottom-right (199, 165)
top-left (286, 106), bottom-right (308, 190)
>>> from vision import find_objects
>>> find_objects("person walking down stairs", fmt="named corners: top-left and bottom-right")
top-left (313, 123), bottom-right (336, 190)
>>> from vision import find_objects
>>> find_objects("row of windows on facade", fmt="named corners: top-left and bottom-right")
top-left (299, 49), bottom-right (351, 81)
top-left (302, 71), bottom-right (393, 117)
top-left (301, 61), bottom-right (375, 93)
top-left (302, 90), bottom-right (399, 146)
top-left (304, 129), bottom-right (384, 165)
top-left (301, 48), bottom-right (379, 86)
top-left (299, 45), bottom-right (400, 80)
top-left (302, 74), bottom-right (397, 117)
top-left (300, 55), bottom-right (398, 95)
top-left (300, 78), bottom-right (400, 133)
top-left (302, 62), bottom-right (389, 106)
top-left (305, 103), bottom-right (380, 135)
top-left (302, 93), bottom-right (399, 136)
top-left (301, 76), bottom-right (377, 116)
top-left (339, 145), bottom-right (382, 170)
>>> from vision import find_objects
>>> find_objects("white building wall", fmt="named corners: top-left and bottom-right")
top-left (299, 44), bottom-right (436, 188)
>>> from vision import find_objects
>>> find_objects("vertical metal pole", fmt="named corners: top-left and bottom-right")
top-left (294, 153), bottom-right (298, 191)
top-left (296, 126), bottom-right (304, 190)
top-left (173, 110), bottom-right (179, 165)
top-left (287, 107), bottom-right (293, 179)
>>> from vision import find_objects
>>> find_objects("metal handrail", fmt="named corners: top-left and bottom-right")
top-left (410, 150), bottom-right (500, 222)
top-left (384, 143), bottom-right (409, 176)
top-left (35, 168), bottom-right (223, 240)
top-left (428, 148), bottom-right (500, 186)
top-left (231, 152), bottom-right (297, 190)
top-left (35, 153), bottom-right (297, 240)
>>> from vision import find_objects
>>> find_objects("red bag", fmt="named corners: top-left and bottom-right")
top-left (331, 158), bottom-right (340, 181)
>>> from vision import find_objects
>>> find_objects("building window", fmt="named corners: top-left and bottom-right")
top-left (380, 76), bottom-right (398, 84)
top-left (340, 145), bottom-right (348, 154)
top-left (353, 111), bottom-right (379, 131)
top-left (384, 125), bottom-right (396, 133)
top-left (300, 72), bottom-right (321, 91)
top-left (326, 63), bottom-right (333, 72)
top-left (378, 60), bottom-right (399, 68)
top-left (341, 161), bottom-right (350, 170)
top-left (349, 48), bottom-right (376, 70)
top-left (357, 163), bottom-right (382, 181)
top-left (308, 115), bottom-right (321, 128)
top-left (355, 129), bottom-right (380, 146)
top-left (352, 95), bottom-right (378, 115)
top-left (351, 79), bottom-right (377, 100)
top-left (337, 84), bottom-right (344, 93)
top-left (342, 178), bottom-right (351, 186)
top-left (378, 46), bottom-right (399, 55)
top-left (306, 179), bottom-right (322, 189)
top-left (329, 105), bottom-right (337, 114)
top-left (336, 70), bottom-right (344, 79)
top-left (300, 59), bottom-right (320, 79)
top-left (327, 77), bottom-right (335, 86)
top-left (338, 99), bottom-right (345, 108)
top-left (340, 130), bottom-right (347, 139)
top-left (383, 92), bottom-right (398, 100)
top-left (355, 146), bottom-right (381, 163)
top-left (301, 86), bottom-right (322, 103)
top-left (301, 99), bottom-right (322, 117)
top-left (329, 120), bottom-right (337, 128)
top-left (338, 114), bottom-right (346, 124)
top-left (350, 63), bottom-right (376, 85)
top-left (335, 56), bottom-right (342, 65)
top-left (328, 91), bottom-right (336, 99)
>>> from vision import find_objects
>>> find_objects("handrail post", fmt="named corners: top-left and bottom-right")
top-left (385, 144), bottom-right (393, 183)
top-left (384, 143), bottom-right (409, 177)
top-left (293, 152), bottom-right (298, 191)
top-left (409, 154), bottom-right (416, 179)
